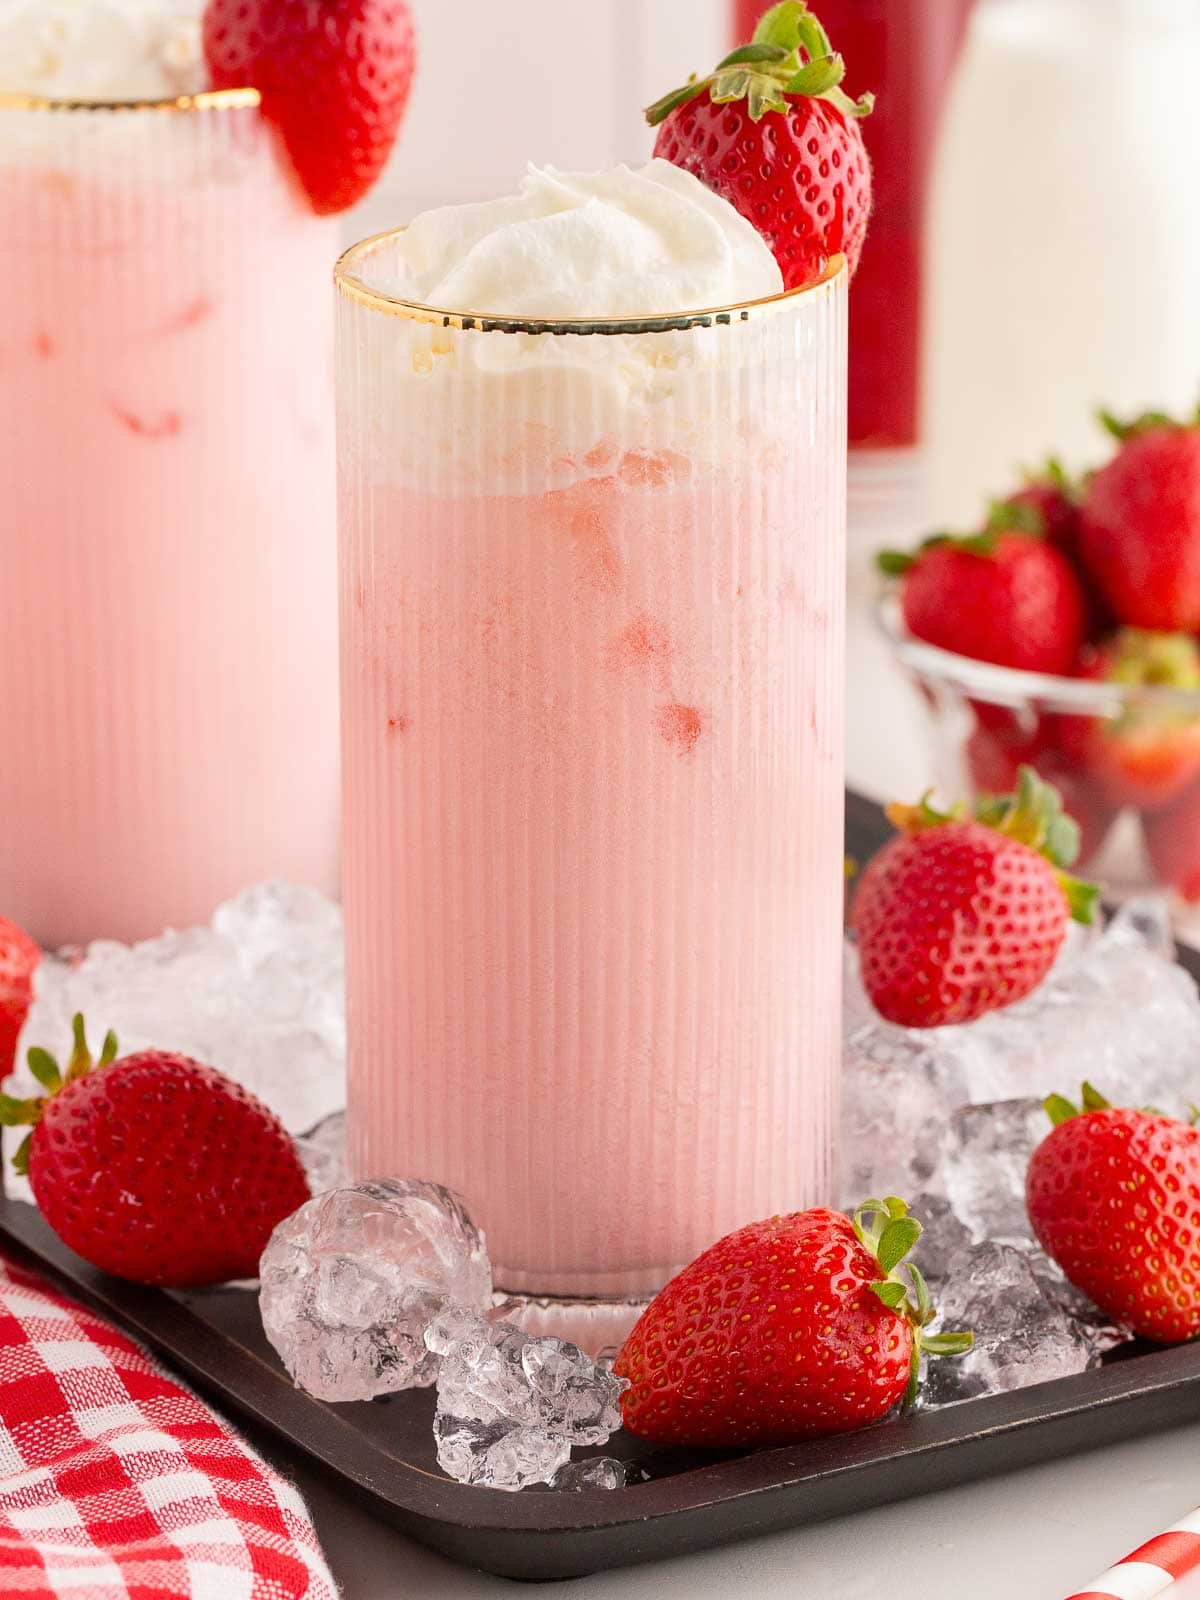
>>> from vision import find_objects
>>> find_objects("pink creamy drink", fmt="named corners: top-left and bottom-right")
top-left (338, 165), bottom-right (847, 1296)
top-left (0, 89), bottom-right (339, 946)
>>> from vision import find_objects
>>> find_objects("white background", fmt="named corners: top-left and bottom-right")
top-left (349, 0), bottom-right (729, 234)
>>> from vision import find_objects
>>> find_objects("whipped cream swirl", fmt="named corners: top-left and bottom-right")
top-left (375, 161), bottom-right (784, 320)
top-left (0, 0), bottom-right (206, 101)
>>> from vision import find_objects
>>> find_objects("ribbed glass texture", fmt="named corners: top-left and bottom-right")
top-left (338, 245), bottom-right (848, 1297)
top-left (0, 100), bottom-right (339, 947)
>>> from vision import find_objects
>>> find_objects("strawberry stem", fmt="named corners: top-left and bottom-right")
top-left (645, 1), bottom-right (873, 127)
top-left (852, 1197), bottom-right (973, 1407)
top-left (1100, 406), bottom-right (1188, 442)
top-left (887, 769), bottom-right (1101, 927)
top-left (1045, 1082), bottom-right (1115, 1126)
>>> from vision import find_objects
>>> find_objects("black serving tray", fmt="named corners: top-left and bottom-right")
top-left (1, 788), bottom-right (1198, 1583)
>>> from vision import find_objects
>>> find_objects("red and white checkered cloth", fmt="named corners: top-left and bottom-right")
top-left (0, 1251), bottom-right (336, 1599)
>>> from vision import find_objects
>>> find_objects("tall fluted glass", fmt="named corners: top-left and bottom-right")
top-left (337, 235), bottom-right (848, 1298)
top-left (0, 92), bottom-right (339, 947)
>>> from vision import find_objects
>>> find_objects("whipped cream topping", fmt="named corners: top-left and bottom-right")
top-left (375, 161), bottom-right (784, 320)
top-left (0, 0), bottom-right (206, 101)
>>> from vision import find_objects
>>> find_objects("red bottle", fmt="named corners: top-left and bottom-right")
top-left (735, 0), bottom-right (971, 450)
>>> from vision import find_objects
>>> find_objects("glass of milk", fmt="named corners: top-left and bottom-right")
top-left (922, 0), bottom-right (1200, 526)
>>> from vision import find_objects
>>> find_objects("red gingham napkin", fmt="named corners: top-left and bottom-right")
top-left (0, 1250), bottom-right (337, 1599)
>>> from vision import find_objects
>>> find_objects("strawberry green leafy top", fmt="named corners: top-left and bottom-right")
top-left (645, 0), bottom-right (874, 128)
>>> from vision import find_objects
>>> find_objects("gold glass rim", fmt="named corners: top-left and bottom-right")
top-left (334, 227), bottom-right (846, 336)
top-left (0, 86), bottom-right (260, 113)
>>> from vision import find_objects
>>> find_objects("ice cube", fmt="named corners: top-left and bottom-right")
top-left (941, 1099), bottom-right (1048, 1244)
top-left (259, 1179), bottom-right (492, 1402)
top-left (295, 1111), bottom-right (347, 1195)
top-left (550, 1457), bottom-right (627, 1491)
top-left (1021, 1250), bottom-right (1125, 1357)
top-left (839, 1016), bottom-right (970, 1208)
top-left (13, 883), bottom-right (344, 1137)
top-left (425, 1309), bottom-right (628, 1491)
top-left (909, 1192), bottom-right (974, 1283)
top-left (953, 898), bottom-right (1200, 1110)
top-left (923, 1241), bottom-right (1095, 1406)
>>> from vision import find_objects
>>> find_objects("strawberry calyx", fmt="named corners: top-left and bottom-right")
top-left (1044, 1081), bottom-right (1113, 1126)
top-left (886, 768), bottom-right (1101, 927)
top-left (1022, 455), bottom-right (1078, 499)
top-left (645, 1), bottom-right (874, 129)
top-left (852, 1197), bottom-right (973, 1407)
top-left (0, 1014), bottom-right (117, 1176)
top-left (877, 526), bottom-right (1006, 577)
top-left (1099, 403), bottom-right (1200, 443)
top-left (985, 496), bottom-right (1046, 538)
top-left (879, 494), bottom-right (1062, 577)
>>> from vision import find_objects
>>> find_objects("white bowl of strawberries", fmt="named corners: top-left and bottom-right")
top-left (882, 407), bottom-right (1200, 903)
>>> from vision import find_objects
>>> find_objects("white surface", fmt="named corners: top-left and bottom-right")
top-left (285, 1423), bottom-right (1200, 1598)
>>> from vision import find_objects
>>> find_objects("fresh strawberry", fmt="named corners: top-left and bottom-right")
top-left (204, 0), bottom-right (416, 216)
top-left (0, 1018), bottom-right (310, 1287)
top-left (1027, 1086), bottom-right (1200, 1344)
top-left (647, 1), bottom-right (873, 288)
top-left (852, 769), bottom-right (1099, 1028)
top-left (882, 523), bottom-right (1087, 678)
top-left (1000, 459), bottom-right (1082, 555)
top-left (614, 1199), bottom-right (971, 1447)
top-left (1079, 408), bottom-right (1200, 631)
top-left (0, 919), bottom-right (39, 1081)
top-left (1051, 630), bottom-right (1200, 810)
top-left (1143, 780), bottom-right (1200, 900)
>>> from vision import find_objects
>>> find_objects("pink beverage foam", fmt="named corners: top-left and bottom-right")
top-left (0, 105), bottom-right (339, 947)
top-left (342, 377), bottom-right (847, 1293)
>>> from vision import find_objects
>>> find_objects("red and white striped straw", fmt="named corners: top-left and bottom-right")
top-left (1065, 1508), bottom-right (1200, 1599)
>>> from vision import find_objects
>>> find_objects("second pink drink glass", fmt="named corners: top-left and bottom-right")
top-left (0, 88), bottom-right (339, 948)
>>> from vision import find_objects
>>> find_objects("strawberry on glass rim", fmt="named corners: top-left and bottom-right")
top-left (203, 0), bottom-right (416, 216)
top-left (647, 0), bottom-right (874, 290)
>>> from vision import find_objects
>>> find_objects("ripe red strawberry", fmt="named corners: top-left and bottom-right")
top-left (852, 769), bottom-right (1099, 1028)
top-left (1027, 1086), bottom-right (1200, 1344)
top-left (647, 1), bottom-right (874, 289)
top-left (204, 0), bottom-right (416, 216)
top-left (614, 1199), bottom-right (971, 1447)
top-left (1000, 459), bottom-right (1082, 556)
top-left (1143, 779), bottom-right (1200, 900)
top-left (882, 524), bottom-right (1088, 678)
top-left (0, 919), bottom-right (39, 1080)
top-left (0, 1017), bottom-right (310, 1287)
top-left (1051, 630), bottom-right (1200, 810)
top-left (1080, 409), bottom-right (1200, 631)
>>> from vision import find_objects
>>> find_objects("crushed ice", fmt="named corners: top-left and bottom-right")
top-left (7, 885), bottom-right (1196, 1445)
top-left (425, 1307), bottom-right (628, 1491)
